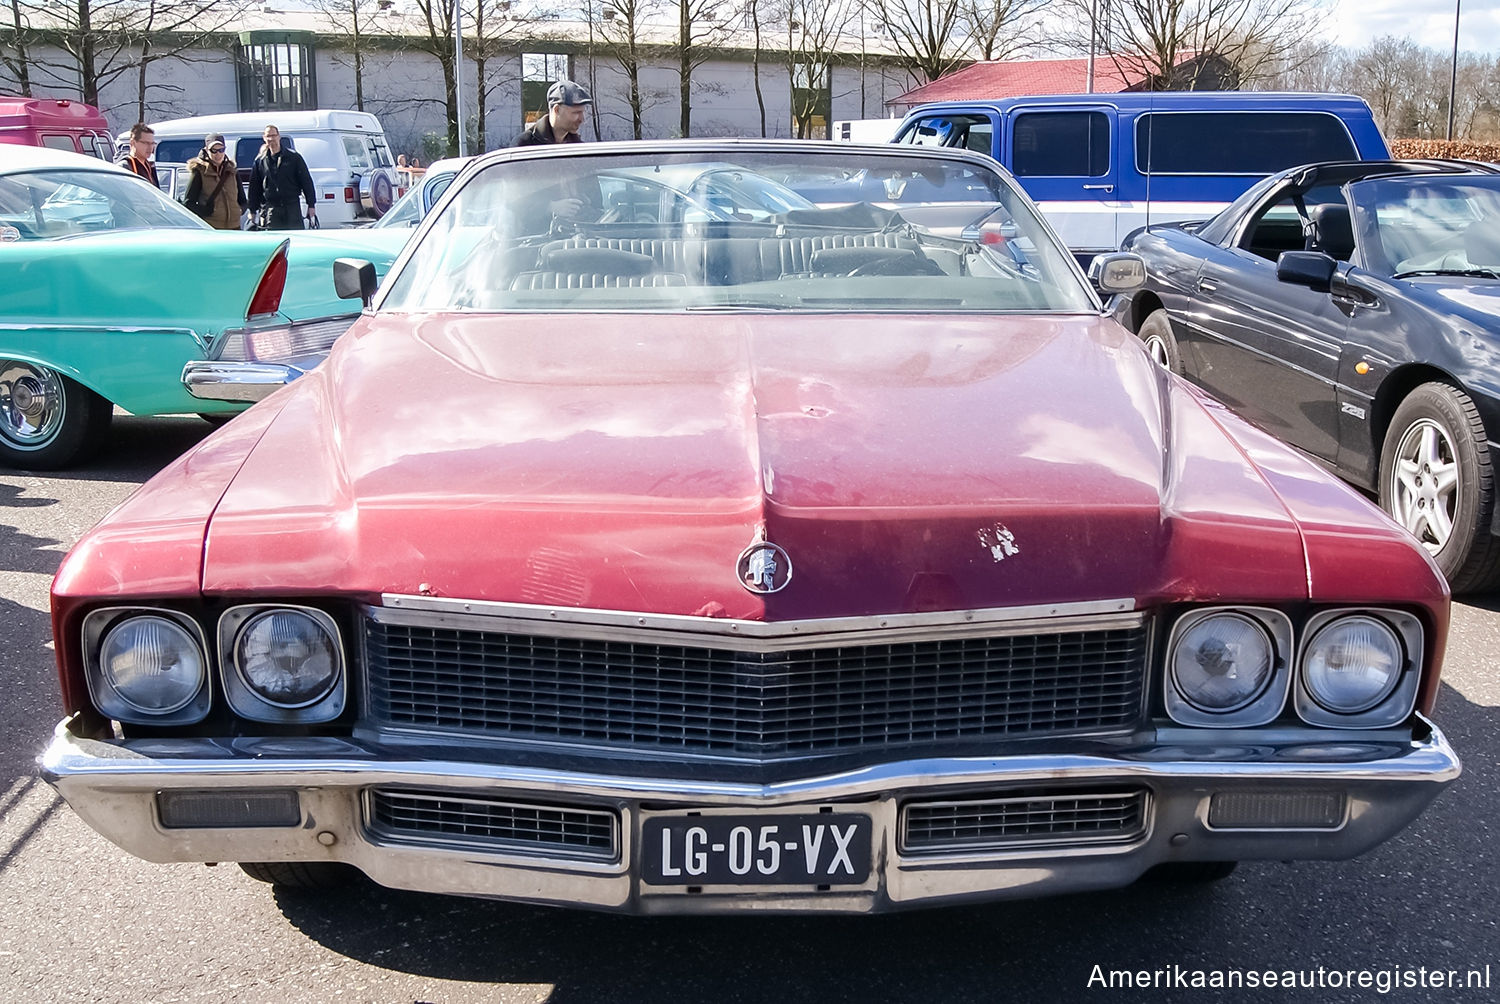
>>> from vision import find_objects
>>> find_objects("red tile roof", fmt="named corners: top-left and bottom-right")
top-left (889, 56), bottom-right (1152, 107)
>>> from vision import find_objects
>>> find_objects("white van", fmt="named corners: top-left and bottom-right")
top-left (147, 109), bottom-right (400, 226)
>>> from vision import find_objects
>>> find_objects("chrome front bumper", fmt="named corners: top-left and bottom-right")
top-left (39, 717), bottom-right (1459, 914)
top-left (182, 356), bottom-right (326, 403)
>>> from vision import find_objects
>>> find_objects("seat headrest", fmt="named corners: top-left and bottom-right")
top-left (1310, 204), bottom-right (1355, 261)
top-left (539, 246), bottom-right (655, 275)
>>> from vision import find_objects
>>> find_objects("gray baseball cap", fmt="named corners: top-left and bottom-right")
top-left (547, 80), bottom-right (593, 107)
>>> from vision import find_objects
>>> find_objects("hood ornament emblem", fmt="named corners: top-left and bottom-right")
top-left (737, 541), bottom-right (793, 595)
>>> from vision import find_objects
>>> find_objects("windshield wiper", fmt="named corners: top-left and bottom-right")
top-left (1393, 267), bottom-right (1500, 279)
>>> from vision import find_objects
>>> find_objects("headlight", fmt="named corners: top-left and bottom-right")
top-left (1163, 607), bottom-right (1292, 727)
top-left (1171, 613), bottom-right (1274, 712)
top-left (235, 609), bottom-right (340, 707)
top-left (101, 616), bottom-right (205, 713)
top-left (81, 609), bottom-right (212, 725)
top-left (219, 605), bottom-right (346, 723)
top-left (1301, 615), bottom-right (1403, 714)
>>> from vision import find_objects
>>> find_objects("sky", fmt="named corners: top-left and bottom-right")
top-left (1330, 0), bottom-right (1500, 54)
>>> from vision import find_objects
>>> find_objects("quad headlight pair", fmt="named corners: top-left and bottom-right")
top-left (82, 605), bottom-right (345, 726)
top-left (1164, 607), bottom-right (1422, 729)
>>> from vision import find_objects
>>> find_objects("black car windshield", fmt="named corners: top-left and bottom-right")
top-left (378, 147), bottom-right (1095, 314)
top-left (1351, 175), bottom-right (1500, 277)
top-left (0, 167), bottom-right (207, 239)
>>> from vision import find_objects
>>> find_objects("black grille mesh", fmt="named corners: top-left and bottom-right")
top-left (365, 619), bottom-right (1147, 758)
top-left (368, 789), bottom-right (618, 858)
top-left (903, 789), bottom-right (1149, 851)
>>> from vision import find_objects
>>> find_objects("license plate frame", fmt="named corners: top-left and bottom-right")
top-left (641, 812), bottom-right (872, 886)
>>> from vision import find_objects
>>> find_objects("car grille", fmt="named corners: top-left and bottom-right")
top-left (366, 789), bottom-right (618, 860)
top-left (901, 789), bottom-right (1149, 853)
top-left (363, 614), bottom-right (1148, 760)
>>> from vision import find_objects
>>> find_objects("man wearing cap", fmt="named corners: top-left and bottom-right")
top-left (248, 124), bottom-right (317, 230)
top-left (184, 133), bottom-right (247, 231)
top-left (513, 80), bottom-right (593, 147)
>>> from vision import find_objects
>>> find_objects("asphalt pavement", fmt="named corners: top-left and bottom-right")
top-left (1, 414), bottom-right (1496, 1003)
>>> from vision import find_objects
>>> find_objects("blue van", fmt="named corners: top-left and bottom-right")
top-left (892, 92), bottom-right (1390, 259)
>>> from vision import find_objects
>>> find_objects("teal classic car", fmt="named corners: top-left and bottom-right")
top-left (0, 145), bottom-right (408, 469)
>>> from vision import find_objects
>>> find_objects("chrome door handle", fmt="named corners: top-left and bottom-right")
top-left (1197, 276), bottom-right (1219, 293)
top-left (1082, 184), bottom-right (1115, 193)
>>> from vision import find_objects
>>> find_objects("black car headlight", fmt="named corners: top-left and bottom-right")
top-left (82, 609), bottom-right (211, 725)
top-left (219, 605), bottom-right (346, 723)
top-left (1163, 608), bottom-right (1292, 727)
top-left (1294, 610), bottom-right (1423, 728)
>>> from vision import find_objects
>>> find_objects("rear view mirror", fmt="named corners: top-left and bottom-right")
top-left (334, 258), bottom-right (378, 307)
top-left (1277, 251), bottom-right (1337, 292)
top-left (1088, 252), bottom-right (1147, 293)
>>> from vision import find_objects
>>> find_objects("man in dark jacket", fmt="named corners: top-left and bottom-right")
top-left (513, 80), bottom-right (592, 147)
top-left (247, 125), bottom-right (317, 230)
top-left (115, 123), bottom-right (159, 187)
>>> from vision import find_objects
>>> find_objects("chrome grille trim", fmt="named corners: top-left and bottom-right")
top-left (375, 595), bottom-right (1141, 652)
top-left (365, 788), bottom-right (619, 860)
top-left (901, 789), bottom-right (1150, 853)
top-left (363, 603), bottom-right (1150, 760)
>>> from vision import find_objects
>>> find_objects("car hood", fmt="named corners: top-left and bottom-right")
top-left (1414, 278), bottom-right (1500, 327)
top-left (191, 311), bottom-right (1357, 619)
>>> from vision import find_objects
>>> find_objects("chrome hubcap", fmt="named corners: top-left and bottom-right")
top-left (0, 360), bottom-right (65, 449)
top-left (1391, 419), bottom-right (1459, 554)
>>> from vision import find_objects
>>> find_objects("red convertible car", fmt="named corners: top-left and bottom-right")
top-left (41, 142), bottom-right (1459, 913)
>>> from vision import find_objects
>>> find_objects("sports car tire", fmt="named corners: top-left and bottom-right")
top-left (1137, 309), bottom-right (1182, 373)
top-left (238, 861), bottom-right (359, 889)
top-left (1380, 383), bottom-right (1500, 592)
top-left (0, 360), bottom-right (112, 470)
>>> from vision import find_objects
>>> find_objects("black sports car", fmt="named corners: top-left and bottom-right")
top-left (1114, 159), bottom-right (1500, 591)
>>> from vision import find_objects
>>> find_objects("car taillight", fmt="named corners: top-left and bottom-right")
top-left (344, 186), bottom-right (356, 203)
top-left (247, 243), bottom-right (289, 318)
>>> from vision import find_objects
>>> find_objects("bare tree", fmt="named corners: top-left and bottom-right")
top-left (405, 0), bottom-right (467, 154)
top-left (669, 0), bottom-right (737, 137)
top-left (1055, 0), bottom-right (1328, 91)
top-left (858, 0), bottom-right (970, 85)
top-left (2, 0), bottom-right (34, 96)
top-left (14, 0), bottom-right (250, 117)
top-left (308, 0), bottom-right (399, 112)
top-left (784, 0), bottom-right (857, 138)
top-left (961, 0), bottom-right (1045, 63)
top-left (470, 0), bottom-right (562, 151)
top-left (597, 0), bottom-right (658, 138)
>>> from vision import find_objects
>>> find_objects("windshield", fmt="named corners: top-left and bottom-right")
top-left (1351, 175), bottom-right (1500, 277)
top-left (0, 167), bottom-right (208, 239)
top-left (380, 148), bottom-right (1094, 314)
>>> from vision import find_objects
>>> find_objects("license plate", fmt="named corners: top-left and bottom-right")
top-left (641, 814), bottom-right (871, 886)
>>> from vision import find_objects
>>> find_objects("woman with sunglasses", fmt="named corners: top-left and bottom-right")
top-left (183, 132), bottom-right (248, 230)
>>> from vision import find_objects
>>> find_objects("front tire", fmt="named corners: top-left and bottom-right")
top-left (1137, 309), bottom-right (1182, 373)
top-left (0, 360), bottom-right (112, 470)
top-left (1379, 382), bottom-right (1500, 592)
top-left (238, 861), bottom-right (359, 890)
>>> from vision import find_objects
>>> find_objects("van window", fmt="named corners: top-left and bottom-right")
top-left (40, 135), bottom-right (77, 152)
top-left (233, 135), bottom-right (295, 167)
top-left (156, 139), bottom-right (201, 164)
top-left (1012, 112), bottom-right (1109, 178)
top-left (342, 134), bottom-right (373, 171)
top-left (901, 114), bottom-right (992, 154)
top-left (1136, 112), bottom-right (1357, 175)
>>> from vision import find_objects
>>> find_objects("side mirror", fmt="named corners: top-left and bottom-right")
top-left (1277, 251), bottom-right (1337, 293)
top-left (334, 257), bottom-right (378, 308)
top-left (1088, 252), bottom-right (1147, 293)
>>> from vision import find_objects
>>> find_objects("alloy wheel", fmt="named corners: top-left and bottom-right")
top-left (1390, 418), bottom-right (1460, 554)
